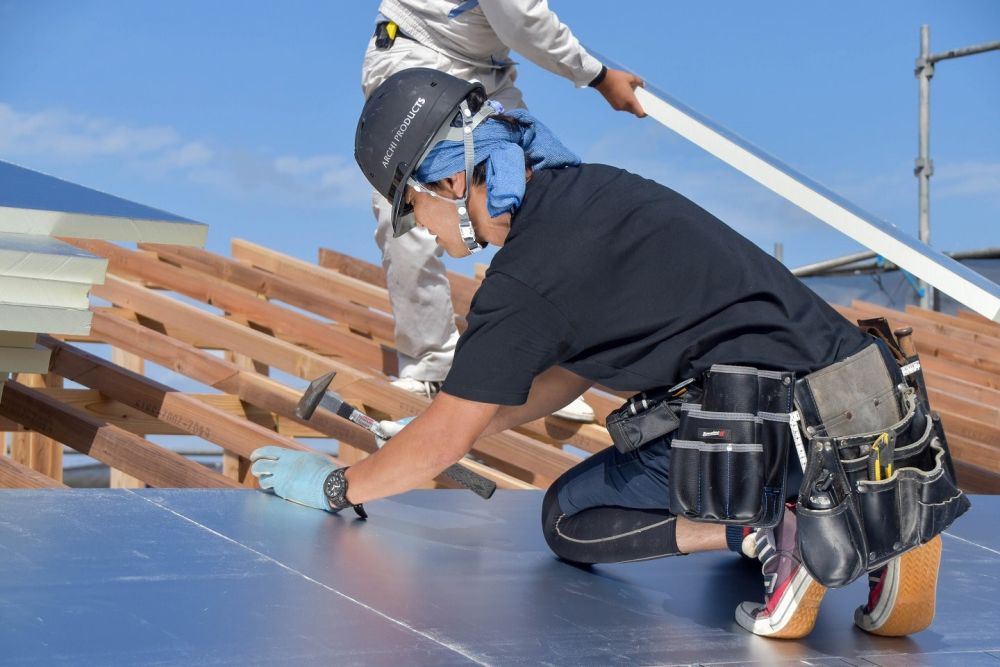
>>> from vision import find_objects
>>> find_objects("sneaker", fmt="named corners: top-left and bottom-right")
top-left (735, 506), bottom-right (827, 639)
top-left (391, 377), bottom-right (442, 398)
top-left (552, 395), bottom-right (595, 423)
top-left (855, 535), bottom-right (941, 636)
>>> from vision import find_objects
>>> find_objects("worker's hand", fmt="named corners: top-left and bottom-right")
top-left (375, 416), bottom-right (415, 448)
top-left (249, 447), bottom-right (336, 511)
top-left (595, 68), bottom-right (646, 118)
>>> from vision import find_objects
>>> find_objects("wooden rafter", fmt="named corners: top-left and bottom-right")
top-left (0, 380), bottom-right (239, 488)
top-left (86, 308), bottom-right (535, 489)
top-left (0, 455), bottom-right (68, 489)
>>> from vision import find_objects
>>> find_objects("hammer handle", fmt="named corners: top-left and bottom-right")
top-left (337, 397), bottom-right (497, 499)
top-left (442, 462), bottom-right (497, 499)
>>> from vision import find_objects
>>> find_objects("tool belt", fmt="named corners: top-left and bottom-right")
top-left (607, 367), bottom-right (797, 529)
top-left (665, 365), bottom-right (798, 528)
top-left (793, 325), bottom-right (970, 588)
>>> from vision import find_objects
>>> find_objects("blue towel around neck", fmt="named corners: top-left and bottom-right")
top-left (412, 108), bottom-right (580, 217)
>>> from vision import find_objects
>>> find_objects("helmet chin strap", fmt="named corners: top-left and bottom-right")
top-left (408, 100), bottom-right (495, 254)
top-left (455, 100), bottom-right (483, 254)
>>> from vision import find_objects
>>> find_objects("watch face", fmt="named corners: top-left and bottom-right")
top-left (324, 468), bottom-right (351, 510)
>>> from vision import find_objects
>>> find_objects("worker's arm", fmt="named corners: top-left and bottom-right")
top-left (482, 365), bottom-right (593, 437)
top-left (479, 0), bottom-right (600, 86)
top-left (344, 392), bottom-right (499, 504)
top-left (479, 0), bottom-right (645, 116)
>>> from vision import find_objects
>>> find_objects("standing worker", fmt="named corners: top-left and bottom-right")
top-left (363, 0), bottom-right (646, 422)
top-left (255, 70), bottom-right (967, 639)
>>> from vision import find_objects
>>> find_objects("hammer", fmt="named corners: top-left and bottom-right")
top-left (295, 371), bottom-right (496, 499)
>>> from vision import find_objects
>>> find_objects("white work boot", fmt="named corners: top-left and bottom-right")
top-left (391, 377), bottom-right (442, 398)
top-left (552, 395), bottom-right (595, 423)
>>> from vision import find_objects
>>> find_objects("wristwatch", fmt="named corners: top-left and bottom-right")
top-left (323, 467), bottom-right (368, 519)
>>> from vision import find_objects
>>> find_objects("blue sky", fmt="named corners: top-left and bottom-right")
top-left (2, 1), bottom-right (998, 276)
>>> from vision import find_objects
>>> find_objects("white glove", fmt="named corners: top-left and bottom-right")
top-left (375, 416), bottom-right (413, 448)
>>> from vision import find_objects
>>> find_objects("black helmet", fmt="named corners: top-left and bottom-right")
top-left (355, 68), bottom-right (484, 237)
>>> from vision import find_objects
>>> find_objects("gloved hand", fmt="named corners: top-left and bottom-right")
top-left (375, 416), bottom-right (415, 448)
top-left (250, 447), bottom-right (337, 511)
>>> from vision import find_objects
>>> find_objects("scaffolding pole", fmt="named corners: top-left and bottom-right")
top-left (915, 26), bottom-right (1000, 310)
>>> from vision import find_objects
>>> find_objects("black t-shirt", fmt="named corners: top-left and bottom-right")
top-left (442, 164), bottom-right (869, 405)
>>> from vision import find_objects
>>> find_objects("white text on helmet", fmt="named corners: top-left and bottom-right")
top-left (381, 97), bottom-right (426, 169)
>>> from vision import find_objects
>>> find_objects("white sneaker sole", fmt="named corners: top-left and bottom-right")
top-left (735, 565), bottom-right (826, 639)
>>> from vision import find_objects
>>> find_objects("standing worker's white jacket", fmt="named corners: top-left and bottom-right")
top-left (379, 0), bottom-right (603, 86)
top-left (367, 0), bottom-right (607, 385)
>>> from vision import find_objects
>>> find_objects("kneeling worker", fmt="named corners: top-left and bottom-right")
top-left (252, 69), bottom-right (966, 639)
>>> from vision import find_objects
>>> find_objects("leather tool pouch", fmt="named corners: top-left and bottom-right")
top-left (668, 365), bottom-right (796, 528)
top-left (794, 339), bottom-right (970, 588)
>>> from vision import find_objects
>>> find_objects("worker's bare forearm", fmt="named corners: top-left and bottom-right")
top-left (482, 366), bottom-right (592, 437)
top-left (344, 393), bottom-right (498, 504)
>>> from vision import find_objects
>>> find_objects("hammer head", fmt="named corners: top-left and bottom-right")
top-left (295, 371), bottom-right (338, 420)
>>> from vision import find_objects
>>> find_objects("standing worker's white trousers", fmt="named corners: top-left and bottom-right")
top-left (362, 35), bottom-right (524, 381)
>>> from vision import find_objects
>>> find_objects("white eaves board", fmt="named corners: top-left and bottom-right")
top-left (614, 80), bottom-right (1000, 322)
top-left (0, 275), bottom-right (91, 309)
top-left (0, 344), bottom-right (52, 374)
top-left (0, 331), bottom-right (37, 348)
top-left (0, 302), bottom-right (92, 335)
top-left (0, 160), bottom-right (207, 246)
top-left (0, 232), bottom-right (108, 284)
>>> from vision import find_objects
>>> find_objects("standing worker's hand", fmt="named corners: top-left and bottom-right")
top-left (595, 68), bottom-right (646, 118)
top-left (250, 447), bottom-right (336, 511)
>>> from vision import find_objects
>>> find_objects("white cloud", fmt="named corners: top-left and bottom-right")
top-left (0, 103), bottom-right (179, 160)
top-left (159, 141), bottom-right (214, 168)
top-left (935, 161), bottom-right (1000, 200)
top-left (0, 101), bottom-right (365, 206)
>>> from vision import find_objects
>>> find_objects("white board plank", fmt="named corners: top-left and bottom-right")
top-left (0, 345), bottom-right (51, 374)
top-left (0, 275), bottom-right (91, 309)
top-left (627, 85), bottom-right (1000, 322)
top-left (0, 332), bottom-right (37, 348)
top-left (0, 303), bottom-right (92, 335)
top-left (0, 161), bottom-right (207, 246)
top-left (0, 232), bottom-right (109, 284)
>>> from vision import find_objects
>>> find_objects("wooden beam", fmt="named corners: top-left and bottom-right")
top-left (65, 238), bottom-right (396, 375)
top-left (907, 305), bottom-right (1000, 339)
top-left (344, 378), bottom-right (579, 486)
top-left (0, 455), bottom-right (69, 489)
top-left (31, 388), bottom-right (293, 435)
top-left (838, 304), bottom-right (1000, 378)
top-left (145, 243), bottom-right (396, 343)
top-left (94, 275), bottom-right (359, 386)
top-left (0, 381), bottom-right (239, 489)
top-left (953, 459), bottom-right (1000, 495)
top-left (88, 310), bottom-right (537, 489)
top-left (318, 246), bottom-right (480, 319)
top-left (61, 307), bottom-right (218, 348)
top-left (233, 239), bottom-right (393, 313)
top-left (850, 301), bottom-right (1000, 352)
top-left (39, 335), bottom-right (337, 466)
top-left (91, 276), bottom-right (582, 484)
top-left (228, 243), bottom-right (613, 452)
top-left (317, 245), bottom-right (621, 429)
top-left (109, 347), bottom-right (146, 488)
top-left (9, 372), bottom-right (63, 483)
